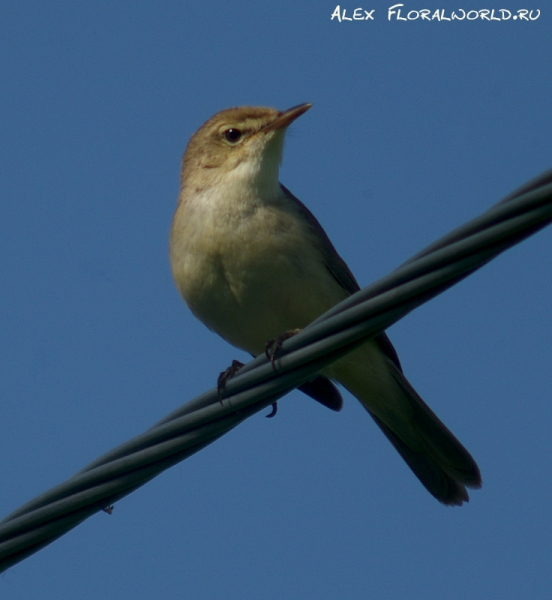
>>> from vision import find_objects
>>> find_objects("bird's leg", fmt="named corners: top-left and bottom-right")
top-left (262, 329), bottom-right (302, 418)
top-left (217, 359), bottom-right (278, 419)
top-left (265, 329), bottom-right (345, 413)
top-left (217, 359), bottom-right (245, 402)
top-left (265, 328), bottom-right (301, 368)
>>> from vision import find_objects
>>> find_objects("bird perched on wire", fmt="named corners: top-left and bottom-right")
top-left (169, 103), bottom-right (481, 505)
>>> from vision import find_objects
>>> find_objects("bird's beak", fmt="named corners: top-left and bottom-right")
top-left (262, 103), bottom-right (313, 133)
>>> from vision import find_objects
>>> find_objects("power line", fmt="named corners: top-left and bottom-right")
top-left (1, 167), bottom-right (551, 572)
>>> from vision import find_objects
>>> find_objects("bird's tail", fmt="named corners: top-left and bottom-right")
top-left (327, 339), bottom-right (482, 505)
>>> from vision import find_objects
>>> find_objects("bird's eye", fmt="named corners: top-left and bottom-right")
top-left (223, 128), bottom-right (242, 144)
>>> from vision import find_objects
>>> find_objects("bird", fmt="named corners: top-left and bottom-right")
top-left (169, 103), bottom-right (482, 505)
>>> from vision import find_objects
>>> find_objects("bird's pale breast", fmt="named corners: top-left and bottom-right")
top-left (170, 192), bottom-right (347, 355)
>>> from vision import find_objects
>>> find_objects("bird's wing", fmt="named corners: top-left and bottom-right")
top-left (280, 184), bottom-right (402, 372)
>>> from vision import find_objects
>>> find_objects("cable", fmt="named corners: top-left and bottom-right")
top-left (1, 167), bottom-right (551, 572)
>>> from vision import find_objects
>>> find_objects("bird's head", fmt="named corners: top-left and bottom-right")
top-left (180, 103), bottom-right (312, 197)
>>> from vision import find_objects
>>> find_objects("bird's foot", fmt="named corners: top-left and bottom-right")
top-left (217, 359), bottom-right (278, 418)
top-left (217, 359), bottom-right (244, 402)
top-left (265, 328), bottom-right (301, 368)
top-left (263, 329), bottom-right (302, 419)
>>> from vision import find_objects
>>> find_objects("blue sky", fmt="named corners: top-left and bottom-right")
top-left (1, 2), bottom-right (551, 598)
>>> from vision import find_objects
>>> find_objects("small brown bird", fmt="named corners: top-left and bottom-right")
top-left (169, 103), bottom-right (481, 505)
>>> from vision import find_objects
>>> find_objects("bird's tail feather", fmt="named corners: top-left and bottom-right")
top-left (328, 341), bottom-right (481, 505)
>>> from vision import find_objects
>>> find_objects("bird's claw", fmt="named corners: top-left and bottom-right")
top-left (265, 328), bottom-right (301, 369)
top-left (217, 359), bottom-right (245, 402)
top-left (266, 403), bottom-right (278, 418)
top-left (217, 360), bottom-right (279, 418)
